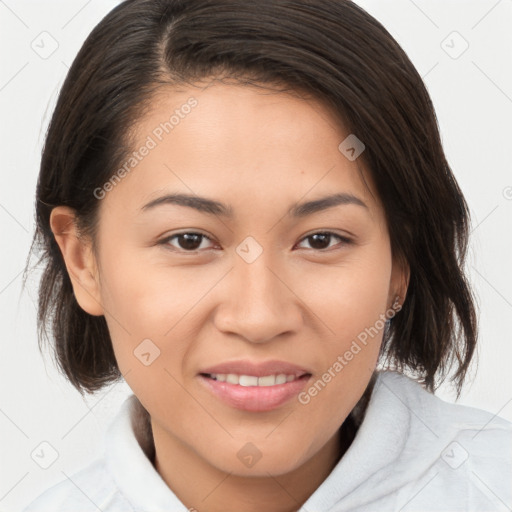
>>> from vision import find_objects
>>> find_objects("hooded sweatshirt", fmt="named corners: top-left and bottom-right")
top-left (22, 370), bottom-right (512, 512)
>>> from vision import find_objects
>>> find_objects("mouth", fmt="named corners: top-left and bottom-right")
top-left (197, 371), bottom-right (312, 412)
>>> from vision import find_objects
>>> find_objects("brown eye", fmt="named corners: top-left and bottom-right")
top-left (161, 232), bottom-right (215, 252)
top-left (297, 232), bottom-right (352, 251)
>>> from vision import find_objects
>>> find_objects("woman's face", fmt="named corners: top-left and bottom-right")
top-left (55, 82), bottom-right (407, 477)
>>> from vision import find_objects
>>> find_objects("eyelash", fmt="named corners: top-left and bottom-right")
top-left (158, 230), bottom-right (353, 253)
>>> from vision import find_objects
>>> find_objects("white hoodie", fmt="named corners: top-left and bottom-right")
top-left (22, 370), bottom-right (512, 511)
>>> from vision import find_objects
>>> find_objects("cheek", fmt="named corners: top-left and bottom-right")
top-left (98, 242), bottom-right (203, 331)
top-left (297, 281), bottom-right (388, 437)
top-left (296, 244), bottom-right (391, 408)
top-left (303, 247), bottom-right (392, 342)
top-left (97, 255), bottom-right (203, 415)
top-left (94, 247), bottom-right (189, 369)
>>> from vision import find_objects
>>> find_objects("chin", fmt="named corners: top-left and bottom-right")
top-left (207, 443), bottom-right (307, 477)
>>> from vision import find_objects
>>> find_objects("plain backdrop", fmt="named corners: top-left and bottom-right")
top-left (1, 1), bottom-right (511, 511)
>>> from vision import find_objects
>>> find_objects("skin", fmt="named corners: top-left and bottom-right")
top-left (51, 81), bottom-right (409, 512)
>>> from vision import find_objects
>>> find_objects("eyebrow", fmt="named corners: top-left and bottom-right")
top-left (141, 192), bottom-right (368, 218)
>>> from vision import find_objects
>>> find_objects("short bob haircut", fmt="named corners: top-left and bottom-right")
top-left (25, 0), bottom-right (478, 398)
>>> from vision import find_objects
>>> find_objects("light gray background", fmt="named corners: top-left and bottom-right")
top-left (1, 1), bottom-right (511, 511)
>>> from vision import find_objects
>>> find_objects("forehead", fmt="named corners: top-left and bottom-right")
top-left (103, 82), bottom-right (383, 223)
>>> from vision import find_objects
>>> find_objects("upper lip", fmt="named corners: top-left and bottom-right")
top-left (199, 359), bottom-right (312, 378)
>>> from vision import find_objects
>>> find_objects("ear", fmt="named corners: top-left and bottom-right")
top-left (49, 206), bottom-right (104, 316)
top-left (388, 252), bottom-right (410, 310)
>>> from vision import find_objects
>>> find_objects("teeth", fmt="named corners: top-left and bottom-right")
top-left (226, 374), bottom-right (239, 384)
top-left (239, 375), bottom-right (259, 386)
top-left (258, 375), bottom-right (277, 386)
top-left (208, 373), bottom-right (299, 386)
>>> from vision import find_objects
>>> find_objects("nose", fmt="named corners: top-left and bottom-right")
top-left (213, 253), bottom-right (303, 344)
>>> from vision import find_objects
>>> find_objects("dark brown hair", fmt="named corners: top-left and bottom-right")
top-left (24, 0), bottom-right (478, 398)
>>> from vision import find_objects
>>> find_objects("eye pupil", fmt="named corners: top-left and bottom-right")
top-left (179, 233), bottom-right (203, 250)
top-left (308, 233), bottom-right (331, 250)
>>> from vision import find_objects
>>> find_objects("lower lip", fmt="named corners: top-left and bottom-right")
top-left (198, 374), bottom-right (312, 412)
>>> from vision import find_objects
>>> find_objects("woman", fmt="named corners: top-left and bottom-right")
top-left (23, 0), bottom-right (511, 510)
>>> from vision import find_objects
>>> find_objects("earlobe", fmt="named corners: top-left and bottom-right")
top-left (49, 206), bottom-right (104, 316)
